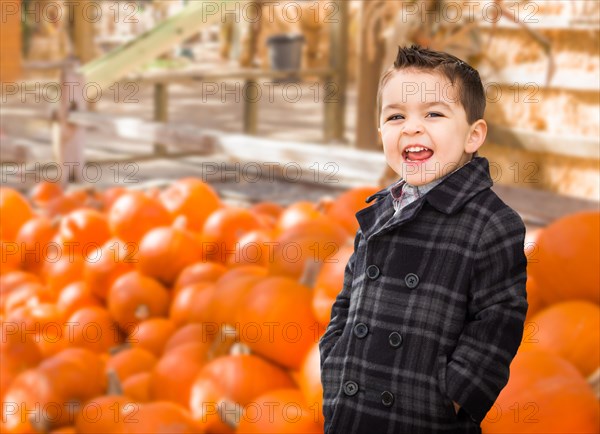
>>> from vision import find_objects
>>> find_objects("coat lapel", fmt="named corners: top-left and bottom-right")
top-left (356, 156), bottom-right (494, 239)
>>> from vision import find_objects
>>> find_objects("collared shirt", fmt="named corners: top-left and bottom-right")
top-left (390, 156), bottom-right (476, 215)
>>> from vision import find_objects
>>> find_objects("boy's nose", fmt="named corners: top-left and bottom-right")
top-left (402, 119), bottom-right (424, 135)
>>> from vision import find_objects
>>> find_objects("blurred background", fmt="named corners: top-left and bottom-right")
top-left (1, 1), bottom-right (599, 433)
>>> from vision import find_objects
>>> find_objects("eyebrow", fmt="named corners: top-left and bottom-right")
top-left (382, 101), bottom-right (453, 111)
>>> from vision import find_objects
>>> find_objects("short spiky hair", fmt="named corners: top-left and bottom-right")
top-left (377, 44), bottom-right (486, 125)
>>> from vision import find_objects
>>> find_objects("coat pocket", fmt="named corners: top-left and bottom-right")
top-left (437, 353), bottom-right (458, 419)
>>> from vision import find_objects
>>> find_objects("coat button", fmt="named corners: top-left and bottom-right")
top-left (366, 265), bottom-right (380, 280)
top-left (353, 322), bottom-right (368, 339)
top-left (388, 331), bottom-right (402, 348)
top-left (381, 391), bottom-right (394, 407)
top-left (405, 273), bottom-right (419, 288)
top-left (343, 381), bottom-right (359, 397)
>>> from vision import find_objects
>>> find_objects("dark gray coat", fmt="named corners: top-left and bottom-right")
top-left (319, 156), bottom-right (528, 434)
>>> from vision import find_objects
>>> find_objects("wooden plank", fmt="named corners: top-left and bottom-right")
top-left (487, 124), bottom-right (600, 160)
top-left (154, 83), bottom-right (169, 154)
top-left (80, 1), bottom-right (222, 90)
top-left (479, 65), bottom-right (599, 92)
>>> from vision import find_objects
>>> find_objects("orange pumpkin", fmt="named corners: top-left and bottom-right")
top-left (56, 281), bottom-right (102, 319)
top-left (298, 343), bottom-right (324, 425)
top-left (237, 276), bottom-right (318, 369)
top-left (0, 187), bottom-right (33, 242)
top-left (269, 216), bottom-right (349, 280)
top-left (201, 207), bottom-right (265, 264)
top-left (130, 318), bottom-right (177, 357)
top-left (150, 342), bottom-right (213, 406)
top-left (481, 349), bottom-right (600, 433)
top-left (188, 376), bottom-right (234, 434)
top-left (325, 186), bottom-right (379, 235)
top-left (524, 275), bottom-right (546, 321)
top-left (0, 270), bottom-right (42, 303)
top-left (108, 191), bottom-right (172, 244)
top-left (235, 388), bottom-right (323, 433)
top-left (164, 323), bottom-right (209, 354)
top-left (312, 241), bottom-right (354, 326)
top-left (105, 347), bottom-right (158, 382)
top-left (14, 216), bottom-right (57, 273)
top-left (169, 282), bottom-right (216, 327)
top-left (520, 300), bottom-right (600, 377)
top-left (75, 395), bottom-right (136, 434)
top-left (43, 252), bottom-right (85, 295)
top-left (136, 223), bottom-right (203, 286)
top-left (528, 211), bottom-right (600, 305)
top-left (108, 271), bottom-right (170, 331)
top-left (192, 354), bottom-right (296, 407)
top-left (1, 241), bottom-right (22, 275)
top-left (125, 401), bottom-right (204, 433)
top-left (250, 201), bottom-right (284, 220)
top-left (66, 306), bottom-right (121, 353)
top-left (30, 181), bottom-right (63, 206)
top-left (174, 261), bottom-right (228, 293)
top-left (57, 209), bottom-right (111, 257)
top-left (275, 201), bottom-right (323, 235)
top-left (84, 237), bottom-right (136, 301)
top-left (160, 177), bottom-right (221, 233)
top-left (122, 371), bottom-right (152, 403)
top-left (228, 229), bottom-right (275, 268)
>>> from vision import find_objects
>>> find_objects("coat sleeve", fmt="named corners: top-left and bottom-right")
top-left (445, 208), bottom-right (528, 424)
top-left (318, 231), bottom-right (360, 370)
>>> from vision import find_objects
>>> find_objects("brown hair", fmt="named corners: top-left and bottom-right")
top-left (377, 44), bottom-right (486, 126)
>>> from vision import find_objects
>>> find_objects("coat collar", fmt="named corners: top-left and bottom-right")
top-left (358, 156), bottom-right (493, 238)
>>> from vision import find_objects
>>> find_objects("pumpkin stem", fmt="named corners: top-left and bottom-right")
top-left (588, 367), bottom-right (600, 399)
top-left (134, 304), bottom-right (150, 320)
top-left (108, 342), bottom-right (132, 356)
top-left (315, 196), bottom-right (334, 214)
top-left (106, 368), bottom-right (124, 395)
top-left (229, 342), bottom-right (252, 356)
top-left (217, 399), bottom-right (243, 429)
top-left (207, 324), bottom-right (238, 360)
top-left (299, 260), bottom-right (323, 289)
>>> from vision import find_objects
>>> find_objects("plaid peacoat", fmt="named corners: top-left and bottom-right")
top-left (319, 156), bottom-right (528, 434)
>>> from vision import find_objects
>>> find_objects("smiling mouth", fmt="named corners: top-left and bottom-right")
top-left (403, 146), bottom-right (434, 162)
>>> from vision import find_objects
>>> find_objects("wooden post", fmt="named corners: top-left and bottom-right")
top-left (51, 57), bottom-right (86, 186)
top-left (355, 1), bottom-right (386, 150)
top-left (324, 0), bottom-right (348, 143)
top-left (72, 0), bottom-right (96, 63)
top-left (154, 83), bottom-right (168, 154)
top-left (243, 79), bottom-right (259, 135)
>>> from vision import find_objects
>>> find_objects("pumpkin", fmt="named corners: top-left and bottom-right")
top-left (481, 349), bottom-right (600, 433)
top-left (228, 229), bottom-right (275, 269)
top-left (1, 241), bottom-right (22, 275)
top-left (169, 282), bottom-right (216, 327)
top-left (528, 211), bottom-right (600, 305)
top-left (235, 388), bottom-right (323, 433)
top-left (298, 343), bottom-right (324, 425)
top-left (188, 376), bottom-right (234, 434)
top-left (42, 249), bottom-right (86, 295)
top-left (125, 401), bottom-right (204, 433)
top-left (105, 347), bottom-right (158, 382)
top-left (164, 323), bottom-right (210, 354)
top-left (325, 186), bottom-right (379, 235)
top-left (236, 276), bottom-right (318, 369)
top-left (206, 266), bottom-right (268, 325)
top-left (201, 207), bottom-right (265, 264)
top-left (150, 342), bottom-right (213, 406)
top-left (274, 201), bottom-right (322, 235)
top-left (14, 216), bottom-right (57, 273)
top-left (130, 318), bottom-right (176, 357)
top-left (174, 261), bottom-right (228, 293)
top-left (524, 275), bottom-right (546, 321)
top-left (57, 209), bottom-right (111, 257)
top-left (312, 241), bottom-right (354, 326)
top-left (160, 177), bottom-right (221, 233)
top-left (0, 187), bottom-right (33, 242)
top-left (66, 306), bottom-right (121, 354)
top-left (250, 201), bottom-right (284, 220)
top-left (108, 271), bottom-right (170, 331)
top-left (1, 281), bottom-right (54, 315)
top-left (108, 191), bottom-right (172, 244)
top-left (136, 222), bottom-right (203, 286)
top-left (75, 395), bottom-right (136, 434)
top-left (56, 281), bottom-right (102, 319)
top-left (30, 181), bottom-right (63, 206)
top-left (269, 217), bottom-right (348, 280)
top-left (84, 237), bottom-right (136, 301)
top-left (100, 186), bottom-right (127, 211)
top-left (191, 354), bottom-right (296, 407)
top-left (122, 371), bottom-right (152, 403)
top-left (520, 300), bottom-right (600, 377)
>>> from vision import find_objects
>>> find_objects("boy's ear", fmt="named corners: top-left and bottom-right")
top-left (465, 119), bottom-right (487, 154)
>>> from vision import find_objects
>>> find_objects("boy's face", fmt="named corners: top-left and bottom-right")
top-left (379, 69), bottom-right (487, 186)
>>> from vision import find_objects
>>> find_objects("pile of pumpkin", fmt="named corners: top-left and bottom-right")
top-left (1, 179), bottom-right (599, 433)
top-left (0, 179), bottom-right (375, 434)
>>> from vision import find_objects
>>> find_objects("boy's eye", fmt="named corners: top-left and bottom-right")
top-left (427, 112), bottom-right (444, 118)
top-left (386, 114), bottom-right (404, 121)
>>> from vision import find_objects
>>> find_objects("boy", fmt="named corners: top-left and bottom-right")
top-left (319, 45), bottom-right (528, 434)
